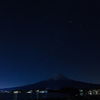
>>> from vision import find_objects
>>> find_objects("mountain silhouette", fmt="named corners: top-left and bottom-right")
top-left (0, 73), bottom-right (100, 91)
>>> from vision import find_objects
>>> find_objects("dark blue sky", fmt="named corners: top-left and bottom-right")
top-left (0, 0), bottom-right (100, 88)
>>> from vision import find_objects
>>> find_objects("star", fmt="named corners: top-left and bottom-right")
top-left (69, 21), bottom-right (72, 23)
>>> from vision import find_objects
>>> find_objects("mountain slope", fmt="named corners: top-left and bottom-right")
top-left (1, 73), bottom-right (100, 90)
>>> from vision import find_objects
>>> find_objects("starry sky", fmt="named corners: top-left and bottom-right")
top-left (0, 0), bottom-right (100, 88)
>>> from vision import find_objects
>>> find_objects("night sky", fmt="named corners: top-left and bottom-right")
top-left (0, 0), bottom-right (100, 88)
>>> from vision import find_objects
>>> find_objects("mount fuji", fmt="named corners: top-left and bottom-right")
top-left (1, 73), bottom-right (100, 91)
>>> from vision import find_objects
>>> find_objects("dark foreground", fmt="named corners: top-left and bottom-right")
top-left (0, 96), bottom-right (100, 100)
top-left (34, 96), bottom-right (100, 100)
top-left (0, 94), bottom-right (100, 100)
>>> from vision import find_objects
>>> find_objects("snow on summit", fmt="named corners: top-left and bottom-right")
top-left (45, 73), bottom-right (71, 81)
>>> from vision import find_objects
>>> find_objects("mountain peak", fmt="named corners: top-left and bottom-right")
top-left (45, 73), bottom-right (71, 81)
